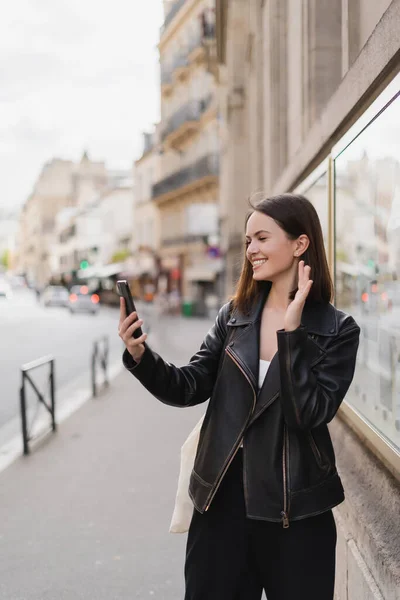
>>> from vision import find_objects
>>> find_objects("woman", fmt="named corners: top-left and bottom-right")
top-left (119, 193), bottom-right (360, 600)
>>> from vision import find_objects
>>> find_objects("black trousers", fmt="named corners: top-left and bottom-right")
top-left (185, 449), bottom-right (337, 600)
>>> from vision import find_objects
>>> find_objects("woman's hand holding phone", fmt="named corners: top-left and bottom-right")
top-left (118, 298), bottom-right (147, 362)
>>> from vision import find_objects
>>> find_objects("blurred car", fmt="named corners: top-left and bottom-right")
top-left (9, 275), bottom-right (26, 288)
top-left (68, 285), bottom-right (100, 314)
top-left (0, 279), bottom-right (12, 299)
top-left (42, 285), bottom-right (69, 307)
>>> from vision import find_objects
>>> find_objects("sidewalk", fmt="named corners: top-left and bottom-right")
top-left (0, 315), bottom-right (212, 600)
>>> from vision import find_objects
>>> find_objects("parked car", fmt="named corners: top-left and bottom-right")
top-left (42, 285), bottom-right (69, 307)
top-left (68, 285), bottom-right (100, 314)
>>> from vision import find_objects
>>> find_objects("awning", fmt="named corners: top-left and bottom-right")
top-left (97, 262), bottom-right (125, 278)
top-left (185, 259), bottom-right (223, 282)
top-left (77, 262), bottom-right (125, 279)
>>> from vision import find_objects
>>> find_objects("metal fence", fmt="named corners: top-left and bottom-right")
top-left (91, 336), bottom-right (109, 397)
top-left (152, 153), bottom-right (219, 199)
top-left (163, 0), bottom-right (187, 30)
top-left (20, 355), bottom-right (56, 455)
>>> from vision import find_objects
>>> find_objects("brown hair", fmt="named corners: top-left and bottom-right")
top-left (231, 193), bottom-right (333, 315)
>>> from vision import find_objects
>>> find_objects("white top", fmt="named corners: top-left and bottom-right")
top-left (258, 359), bottom-right (271, 389)
top-left (240, 360), bottom-right (271, 448)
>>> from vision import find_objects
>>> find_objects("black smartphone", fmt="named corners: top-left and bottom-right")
top-left (116, 280), bottom-right (143, 339)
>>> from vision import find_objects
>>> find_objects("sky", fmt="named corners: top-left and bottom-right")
top-left (0, 0), bottom-right (163, 212)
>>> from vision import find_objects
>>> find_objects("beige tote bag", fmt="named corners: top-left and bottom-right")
top-left (169, 415), bottom-right (205, 534)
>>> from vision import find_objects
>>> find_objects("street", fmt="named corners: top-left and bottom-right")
top-left (0, 288), bottom-right (126, 432)
top-left (0, 299), bottom-right (214, 599)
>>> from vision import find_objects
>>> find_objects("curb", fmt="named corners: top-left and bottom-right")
top-left (0, 358), bottom-right (124, 476)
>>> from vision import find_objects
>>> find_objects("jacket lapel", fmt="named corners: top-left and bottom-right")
top-left (226, 285), bottom-right (338, 426)
top-left (226, 283), bottom-right (269, 392)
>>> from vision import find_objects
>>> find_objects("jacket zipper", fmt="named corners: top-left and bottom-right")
top-left (204, 347), bottom-right (256, 512)
top-left (281, 424), bottom-right (290, 528)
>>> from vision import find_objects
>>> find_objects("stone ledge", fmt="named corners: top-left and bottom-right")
top-left (331, 416), bottom-right (400, 600)
top-left (271, 0), bottom-right (400, 194)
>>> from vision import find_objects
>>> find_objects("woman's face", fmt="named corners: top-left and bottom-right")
top-left (245, 211), bottom-right (304, 283)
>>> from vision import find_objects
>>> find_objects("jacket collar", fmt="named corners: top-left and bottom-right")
top-left (229, 282), bottom-right (338, 337)
top-left (225, 284), bottom-right (338, 419)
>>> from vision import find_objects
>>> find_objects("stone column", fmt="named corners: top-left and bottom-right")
top-left (304, 0), bottom-right (342, 127)
top-left (219, 0), bottom-right (251, 298)
top-left (262, 0), bottom-right (288, 190)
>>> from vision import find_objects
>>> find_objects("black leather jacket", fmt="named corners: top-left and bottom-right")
top-left (123, 287), bottom-right (360, 528)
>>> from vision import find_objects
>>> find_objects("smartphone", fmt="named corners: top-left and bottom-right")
top-left (116, 280), bottom-right (143, 339)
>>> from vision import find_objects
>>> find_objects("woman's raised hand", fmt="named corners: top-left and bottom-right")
top-left (283, 261), bottom-right (313, 332)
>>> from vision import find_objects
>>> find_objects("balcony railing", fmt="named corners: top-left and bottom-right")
top-left (143, 133), bottom-right (154, 155)
top-left (161, 234), bottom-right (207, 247)
top-left (188, 20), bottom-right (216, 54)
top-left (163, 0), bottom-right (187, 31)
top-left (161, 95), bottom-right (212, 142)
top-left (172, 52), bottom-right (189, 72)
top-left (161, 65), bottom-right (173, 86)
top-left (152, 153), bottom-right (219, 200)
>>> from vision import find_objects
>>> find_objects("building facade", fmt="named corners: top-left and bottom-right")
top-left (16, 153), bottom-right (110, 287)
top-left (154, 0), bottom-right (221, 315)
top-left (132, 131), bottom-right (161, 300)
top-left (216, 1), bottom-right (400, 598)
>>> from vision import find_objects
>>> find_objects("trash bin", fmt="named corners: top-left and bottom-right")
top-left (182, 301), bottom-right (194, 317)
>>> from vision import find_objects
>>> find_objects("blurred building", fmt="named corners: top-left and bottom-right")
top-left (216, 1), bottom-right (400, 598)
top-left (131, 131), bottom-right (161, 300)
top-left (52, 171), bottom-right (134, 286)
top-left (16, 152), bottom-right (109, 287)
top-left (153, 0), bottom-right (221, 315)
top-left (0, 208), bottom-right (19, 272)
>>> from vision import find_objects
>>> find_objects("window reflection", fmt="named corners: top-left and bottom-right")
top-left (335, 93), bottom-right (400, 453)
top-left (302, 171), bottom-right (329, 251)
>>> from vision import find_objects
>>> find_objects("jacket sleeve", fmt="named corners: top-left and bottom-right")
top-left (122, 303), bottom-right (230, 408)
top-left (277, 316), bottom-right (360, 430)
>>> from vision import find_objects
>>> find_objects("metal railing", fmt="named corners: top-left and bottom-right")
top-left (161, 233), bottom-right (208, 247)
top-left (152, 153), bottom-right (219, 199)
top-left (188, 22), bottom-right (216, 54)
top-left (172, 52), bottom-right (189, 72)
top-left (161, 95), bottom-right (213, 142)
top-left (143, 132), bottom-right (154, 155)
top-left (91, 336), bottom-right (109, 397)
top-left (163, 0), bottom-right (187, 30)
top-left (20, 355), bottom-right (56, 455)
top-left (188, 30), bottom-right (203, 55)
top-left (161, 65), bottom-right (173, 86)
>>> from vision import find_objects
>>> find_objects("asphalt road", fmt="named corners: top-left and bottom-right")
top-left (0, 289), bottom-right (125, 429)
top-left (0, 299), bottom-right (216, 600)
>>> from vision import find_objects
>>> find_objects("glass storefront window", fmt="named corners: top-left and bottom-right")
top-left (295, 164), bottom-right (329, 255)
top-left (334, 89), bottom-right (400, 453)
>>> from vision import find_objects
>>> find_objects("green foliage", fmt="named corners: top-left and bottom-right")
top-left (1, 250), bottom-right (9, 269)
top-left (111, 249), bottom-right (130, 263)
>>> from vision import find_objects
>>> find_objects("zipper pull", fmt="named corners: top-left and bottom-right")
top-left (281, 511), bottom-right (290, 529)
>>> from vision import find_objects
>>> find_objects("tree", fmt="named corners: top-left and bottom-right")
top-left (111, 249), bottom-right (130, 263)
top-left (1, 250), bottom-right (9, 270)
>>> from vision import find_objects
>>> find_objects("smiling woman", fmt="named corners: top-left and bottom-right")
top-left (233, 193), bottom-right (333, 315)
top-left (120, 189), bottom-right (360, 600)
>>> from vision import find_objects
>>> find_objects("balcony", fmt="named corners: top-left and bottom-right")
top-left (161, 65), bottom-right (173, 94)
top-left (152, 153), bottom-right (219, 202)
top-left (162, 0), bottom-right (187, 32)
top-left (161, 234), bottom-right (207, 247)
top-left (161, 95), bottom-right (213, 147)
top-left (188, 19), bottom-right (216, 64)
top-left (142, 132), bottom-right (154, 155)
top-left (172, 51), bottom-right (190, 81)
